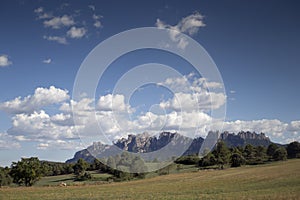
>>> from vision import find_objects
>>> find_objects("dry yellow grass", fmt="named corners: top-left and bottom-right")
top-left (1, 159), bottom-right (300, 199)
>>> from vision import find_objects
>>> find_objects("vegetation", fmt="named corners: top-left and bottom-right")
top-left (198, 141), bottom-right (294, 169)
top-left (40, 161), bottom-right (74, 176)
top-left (73, 158), bottom-right (91, 181)
top-left (0, 167), bottom-right (12, 187)
top-left (287, 141), bottom-right (300, 158)
top-left (10, 157), bottom-right (42, 186)
top-left (0, 141), bottom-right (299, 188)
top-left (0, 159), bottom-right (299, 199)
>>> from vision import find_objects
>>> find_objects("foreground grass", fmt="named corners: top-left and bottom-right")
top-left (1, 159), bottom-right (299, 200)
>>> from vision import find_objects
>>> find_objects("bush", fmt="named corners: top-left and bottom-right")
top-left (175, 155), bottom-right (200, 165)
top-left (287, 141), bottom-right (300, 159)
top-left (230, 153), bottom-right (246, 167)
top-left (273, 147), bottom-right (287, 161)
top-left (75, 172), bottom-right (92, 181)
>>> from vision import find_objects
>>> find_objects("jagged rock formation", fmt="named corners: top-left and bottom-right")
top-left (220, 131), bottom-right (271, 147)
top-left (66, 131), bottom-right (272, 163)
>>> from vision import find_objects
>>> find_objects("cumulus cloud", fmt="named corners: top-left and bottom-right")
top-left (0, 55), bottom-right (12, 67)
top-left (156, 12), bottom-right (205, 49)
top-left (43, 58), bottom-right (51, 64)
top-left (7, 110), bottom-right (78, 141)
top-left (44, 15), bottom-right (75, 29)
top-left (0, 86), bottom-right (69, 114)
top-left (43, 35), bottom-right (67, 44)
top-left (97, 94), bottom-right (131, 112)
top-left (1, 74), bottom-right (299, 150)
top-left (67, 27), bottom-right (87, 38)
top-left (160, 91), bottom-right (226, 112)
top-left (221, 119), bottom-right (288, 138)
top-left (158, 74), bottom-right (226, 112)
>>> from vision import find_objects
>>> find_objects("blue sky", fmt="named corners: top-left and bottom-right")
top-left (0, 0), bottom-right (300, 166)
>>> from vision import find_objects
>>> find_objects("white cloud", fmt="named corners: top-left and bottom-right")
top-left (158, 74), bottom-right (226, 112)
top-left (97, 94), bottom-right (131, 112)
top-left (34, 7), bottom-right (52, 19)
top-left (37, 140), bottom-right (82, 150)
top-left (88, 5), bottom-right (95, 11)
top-left (0, 86), bottom-right (69, 114)
top-left (43, 58), bottom-right (51, 64)
top-left (94, 21), bottom-right (102, 28)
top-left (0, 55), bottom-right (12, 67)
top-left (160, 91), bottom-right (226, 112)
top-left (37, 143), bottom-right (48, 149)
top-left (44, 15), bottom-right (75, 29)
top-left (43, 35), bottom-right (67, 44)
top-left (222, 119), bottom-right (287, 137)
top-left (34, 7), bottom-right (43, 13)
top-left (67, 27), bottom-right (87, 38)
top-left (0, 132), bottom-right (20, 150)
top-left (1, 75), bottom-right (299, 149)
top-left (92, 14), bottom-right (102, 28)
top-left (156, 12), bottom-right (205, 49)
top-left (92, 14), bottom-right (101, 20)
top-left (7, 110), bottom-right (78, 141)
top-left (287, 121), bottom-right (300, 134)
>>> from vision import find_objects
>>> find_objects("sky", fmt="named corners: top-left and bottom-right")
top-left (0, 0), bottom-right (300, 166)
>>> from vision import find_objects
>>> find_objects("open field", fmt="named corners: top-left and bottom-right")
top-left (1, 159), bottom-right (300, 200)
top-left (34, 172), bottom-right (113, 187)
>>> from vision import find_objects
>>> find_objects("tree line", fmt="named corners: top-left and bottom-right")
top-left (175, 141), bottom-right (300, 169)
top-left (1, 141), bottom-right (300, 187)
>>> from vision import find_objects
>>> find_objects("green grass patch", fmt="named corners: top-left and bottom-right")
top-left (1, 159), bottom-right (299, 199)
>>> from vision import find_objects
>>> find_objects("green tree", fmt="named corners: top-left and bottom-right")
top-left (199, 152), bottom-right (216, 167)
top-left (10, 157), bottom-right (42, 186)
top-left (230, 148), bottom-right (246, 168)
top-left (175, 155), bottom-right (200, 165)
top-left (214, 141), bottom-right (230, 169)
top-left (73, 159), bottom-right (91, 181)
top-left (107, 156), bottom-right (116, 169)
top-left (254, 146), bottom-right (267, 164)
top-left (73, 159), bottom-right (86, 175)
top-left (287, 141), bottom-right (300, 158)
top-left (243, 144), bottom-right (257, 164)
top-left (273, 147), bottom-right (287, 161)
top-left (267, 143), bottom-right (279, 159)
top-left (119, 152), bottom-right (133, 166)
top-left (130, 156), bottom-right (148, 178)
top-left (0, 167), bottom-right (12, 187)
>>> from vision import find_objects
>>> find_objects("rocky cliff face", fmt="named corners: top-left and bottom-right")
top-left (220, 131), bottom-right (271, 147)
top-left (66, 131), bottom-right (272, 163)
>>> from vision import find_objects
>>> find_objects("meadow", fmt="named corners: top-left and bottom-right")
top-left (0, 159), bottom-right (299, 200)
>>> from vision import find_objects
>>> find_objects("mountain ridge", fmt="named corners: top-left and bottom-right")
top-left (66, 131), bottom-right (271, 163)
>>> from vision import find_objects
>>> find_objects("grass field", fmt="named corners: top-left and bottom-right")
top-left (34, 172), bottom-right (113, 187)
top-left (1, 159), bottom-right (299, 200)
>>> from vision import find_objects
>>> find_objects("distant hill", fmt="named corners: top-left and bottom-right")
top-left (66, 131), bottom-right (272, 163)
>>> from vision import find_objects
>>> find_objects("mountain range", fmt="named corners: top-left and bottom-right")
top-left (66, 131), bottom-right (271, 163)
